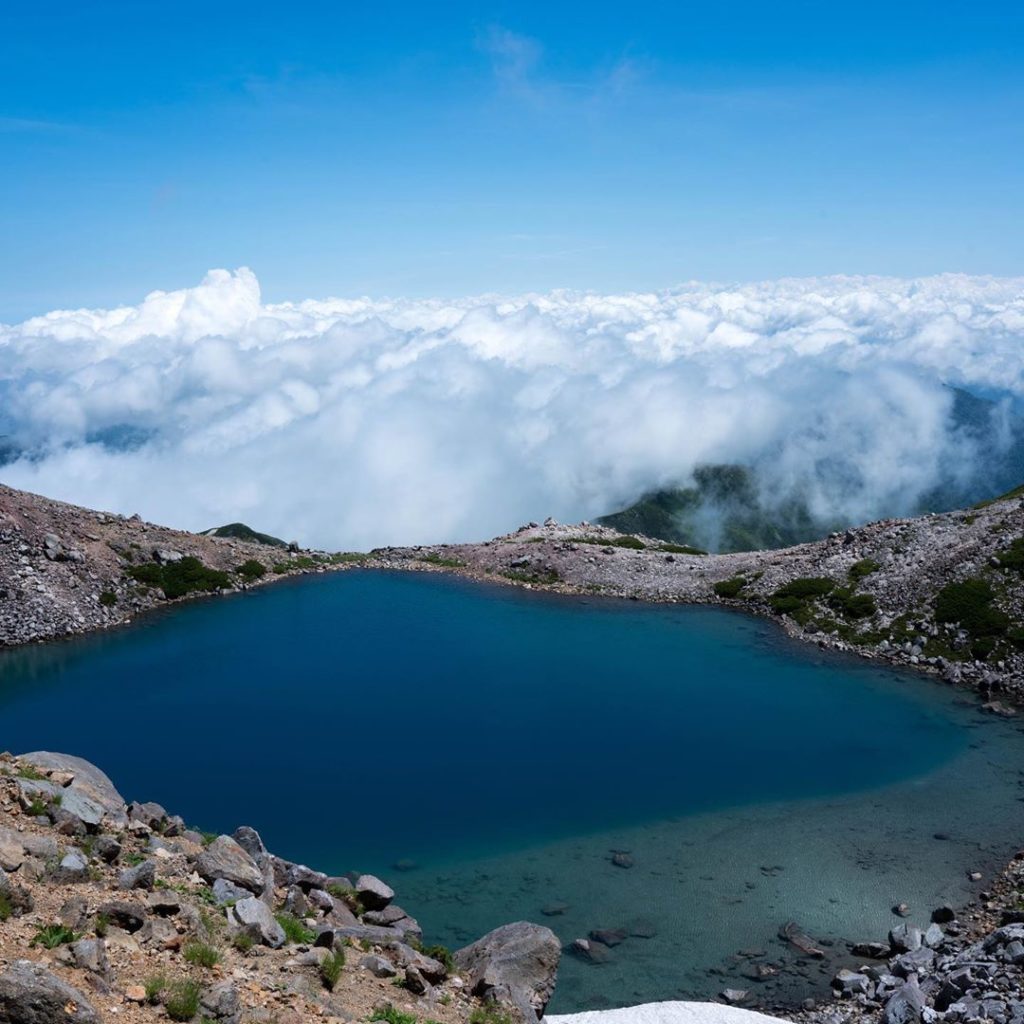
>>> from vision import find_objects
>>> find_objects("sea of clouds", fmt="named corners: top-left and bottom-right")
top-left (1, 268), bottom-right (1023, 550)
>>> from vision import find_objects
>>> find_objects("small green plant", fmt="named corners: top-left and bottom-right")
top-left (123, 851), bottom-right (146, 866)
top-left (370, 1005), bottom-right (418, 1024)
top-left (275, 912), bottom-right (316, 945)
top-left (470, 1005), bottom-right (517, 1024)
top-left (320, 947), bottom-right (345, 990)
top-left (165, 978), bottom-right (201, 1022)
top-left (326, 883), bottom-right (365, 915)
top-left (419, 552), bottom-right (465, 568)
top-left (143, 973), bottom-right (167, 1004)
top-left (848, 558), bottom-right (880, 581)
top-left (713, 576), bottom-right (747, 599)
top-left (236, 559), bottom-right (266, 582)
top-left (16, 764), bottom-right (45, 780)
top-left (232, 931), bottom-right (254, 953)
top-left (94, 912), bottom-right (110, 937)
top-left (126, 556), bottom-right (231, 600)
top-left (31, 923), bottom-right (79, 948)
top-left (183, 940), bottom-right (221, 968)
top-left (99, 590), bottom-right (118, 607)
top-left (417, 942), bottom-right (454, 972)
top-left (25, 797), bottom-right (49, 817)
top-left (0, 892), bottom-right (12, 922)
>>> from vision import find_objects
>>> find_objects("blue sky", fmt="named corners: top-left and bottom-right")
top-left (2, 1), bottom-right (1022, 320)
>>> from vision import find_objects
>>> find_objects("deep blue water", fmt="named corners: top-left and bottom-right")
top-left (4, 570), bottom-right (1023, 1009)
top-left (0, 570), bottom-right (960, 866)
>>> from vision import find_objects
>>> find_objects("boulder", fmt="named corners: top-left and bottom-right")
top-left (196, 836), bottom-right (264, 894)
top-left (885, 977), bottom-right (925, 1024)
top-left (833, 969), bottom-right (872, 997)
top-left (53, 850), bottom-right (89, 883)
top-left (70, 938), bottom-right (110, 980)
top-left (212, 878), bottom-right (253, 906)
top-left (19, 752), bottom-right (128, 829)
top-left (355, 873), bottom-right (395, 910)
top-left (97, 900), bottom-right (147, 933)
top-left (570, 938), bottom-right (610, 965)
top-left (199, 981), bottom-right (240, 1022)
top-left (118, 859), bottom-right (156, 890)
top-left (889, 923), bottom-right (924, 953)
top-left (454, 921), bottom-right (561, 1021)
top-left (228, 896), bottom-right (285, 948)
top-left (0, 960), bottom-right (99, 1024)
top-left (360, 954), bottom-right (398, 978)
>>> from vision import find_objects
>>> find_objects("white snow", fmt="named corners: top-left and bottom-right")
top-left (545, 1001), bottom-right (791, 1024)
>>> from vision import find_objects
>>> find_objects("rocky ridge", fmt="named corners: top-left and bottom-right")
top-left (0, 749), bottom-right (560, 1024)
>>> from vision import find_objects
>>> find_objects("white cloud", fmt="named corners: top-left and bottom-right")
top-left (1, 269), bottom-right (1023, 550)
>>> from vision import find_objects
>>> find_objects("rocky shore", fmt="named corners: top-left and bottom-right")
top-left (0, 750), bottom-right (560, 1024)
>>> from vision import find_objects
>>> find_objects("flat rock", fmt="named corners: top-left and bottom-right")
top-left (229, 895), bottom-right (286, 948)
top-left (19, 751), bottom-right (128, 829)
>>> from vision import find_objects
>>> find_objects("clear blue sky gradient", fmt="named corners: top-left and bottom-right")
top-left (2, 1), bottom-right (1022, 320)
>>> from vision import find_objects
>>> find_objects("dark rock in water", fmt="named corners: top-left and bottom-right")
top-left (611, 852), bottom-right (634, 869)
top-left (933, 832), bottom-right (951, 841)
top-left (570, 938), bottom-right (611, 965)
top-left (892, 902), bottom-right (912, 917)
top-left (541, 902), bottom-right (570, 917)
top-left (454, 921), bottom-right (561, 1021)
top-left (720, 988), bottom-right (750, 1004)
top-left (932, 905), bottom-right (956, 924)
top-left (852, 941), bottom-right (892, 958)
top-left (0, 960), bottom-right (99, 1023)
top-left (392, 859), bottom-right (419, 872)
top-left (741, 963), bottom-right (778, 982)
top-left (778, 921), bottom-right (825, 958)
top-left (589, 928), bottom-right (627, 947)
top-left (628, 919), bottom-right (657, 939)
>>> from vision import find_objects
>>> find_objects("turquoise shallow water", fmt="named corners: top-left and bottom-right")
top-left (1, 570), bottom-right (1022, 1010)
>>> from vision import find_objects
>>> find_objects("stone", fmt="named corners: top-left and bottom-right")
top-left (70, 938), bottom-right (110, 980)
top-left (0, 960), bottom-right (99, 1024)
top-left (128, 800), bottom-right (168, 829)
top-left (570, 938), bottom-right (610, 964)
top-left (924, 923), bottom-right (945, 948)
top-left (147, 889), bottom-right (181, 915)
top-left (389, 942), bottom-right (447, 983)
top-left (59, 896), bottom-right (90, 930)
top-left (833, 969), bottom-right (872, 997)
top-left (196, 836), bottom-right (264, 894)
top-left (93, 835), bottom-right (121, 863)
top-left (359, 954), bottom-right (398, 978)
top-left (589, 928), bottom-right (627, 947)
top-left (0, 870), bottom-right (33, 915)
top-left (124, 985), bottom-right (146, 1003)
top-left (97, 900), bottom-right (147, 933)
top-left (890, 923), bottom-right (924, 953)
top-left (541, 902), bottom-right (570, 917)
top-left (852, 941), bottom-right (892, 958)
top-left (893, 902), bottom-right (912, 917)
top-left (118, 859), bottom-right (156, 890)
top-left (199, 981), bottom-right (240, 1021)
top-left (0, 829), bottom-right (24, 871)
top-left (932, 906), bottom-right (956, 924)
top-left (885, 977), bottom-right (926, 1024)
top-left (720, 989), bottom-right (750, 1005)
top-left (355, 872), bottom-right (395, 910)
top-left (140, 917), bottom-right (179, 948)
top-left (364, 904), bottom-right (411, 926)
top-left (404, 966), bottom-right (431, 995)
top-left (229, 895), bottom-right (286, 948)
top-left (454, 921), bottom-right (561, 1021)
top-left (54, 850), bottom-right (89, 883)
top-left (611, 852), bottom-right (634, 869)
top-left (778, 921), bottom-right (825, 958)
top-left (19, 751), bottom-right (128, 829)
top-left (212, 877), bottom-right (253, 906)
top-left (283, 885), bottom-right (310, 917)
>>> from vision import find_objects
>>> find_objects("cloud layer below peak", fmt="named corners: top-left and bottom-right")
top-left (2, 269), bottom-right (1023, 549)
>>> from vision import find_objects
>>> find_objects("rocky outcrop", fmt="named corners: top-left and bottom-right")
top-left (454, 921), bottom-right (562, 1021)
top-left (0, 750), bottom-right (557, 1024)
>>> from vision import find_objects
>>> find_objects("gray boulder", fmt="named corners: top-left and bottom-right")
top-left (54, 850), bottom-right (89, 883)
top-left (355, 873), bottom-right (395, 910)
top-left (228, 896), bottom-right (286, 948)
top-left (212, 878), bottom-right (253, 906)
top-left (19, 751), bottom-right (128, 829)
top-left (70, 938), bottom-right (110, 980)
top-left (199, 981), bottom-right (240, 1022)
top-left (889, 923), bottom-right (924, 953)
top-left (885, 978), bottom-right (925, 1024)
top-left (454, 921), bottom-right (561, 1021)
top-left (0, 960), bottom-right (99, 1024)
top-left (360, 954), bottom-right (398, 978)
top-left (196, 836), bottom-right (264, 894)
top-left (118, 859), bottom-right (156, 890)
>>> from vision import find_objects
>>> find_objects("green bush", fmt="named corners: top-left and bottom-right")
top-left (419, 553), bottom-right (465, 568)
top-left (658, 543), bottom-right (707, 555)
top-left (236, 559), bottom-right (266, 582)
top-left (320, 947), bottom-right (345, 990)
top-left (996, 537), bottom-right (1024, 573)
top-left (165, 979), bottom-right (201, 1022)
top-left (713, 576), bottom-right (747, 599)
top-left (470, 1005), bottom-right (518, 1024)
top-left (143, 973), bottom-right (167, 1004)
top-left (934, 578), bottom-right (1009, 638)
top-left (0, 892), bottom-right (12, 921)
top-left (773, 577), bottom-right (835, 599)
top-left (31, 924), bottom-right (79, 948)
top-left (127, 557), bottom-right (231, 599)
top-left (828, 587), bottom-right (878, 619)
top-left (848, 558), bottom-right (880, 581)
top-left (275, 912), bottom-right (315, 945)
top-left (99, 590), bottom-right (117, 607)
top-left (768, 594), bottom-right (806, 615)
top-left (370, 1006), bottom-right (417, 1024)
top-left (183, 940), bottom-right (221, 968)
